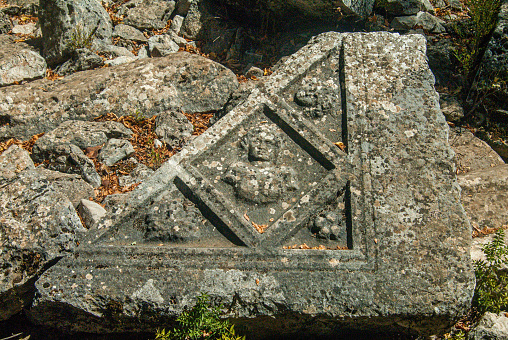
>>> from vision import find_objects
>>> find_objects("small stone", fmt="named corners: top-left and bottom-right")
top-left (245, 66), bottom-right (264, 78)
top-left (78, 199), bottom-right (107, 228)
top-left (98, 139), bottom-right (135, 166)
top-left (170, 15), bottom-right (184, 33)
top-left (439, 94), bottom-right (464, 122)
top-left (0, 144), bottom-right (35, 182)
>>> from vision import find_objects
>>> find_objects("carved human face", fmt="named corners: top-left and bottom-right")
top-left (244, 125), bottom-right (281, 162)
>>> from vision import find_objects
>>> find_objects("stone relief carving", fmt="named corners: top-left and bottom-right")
top-left (294, 86), bottom-right (338, 118)
top-left (223, 124), bottom-right (299, 204)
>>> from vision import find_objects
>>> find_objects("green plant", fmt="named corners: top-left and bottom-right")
top-left (473, 229), bottom-right (508, 313)
top-left (66, 23), bottom-right (96, 50)
top-left (454, 0), bottom-right (501, 80)
top-left (155, 293), bottom-right (245, 340)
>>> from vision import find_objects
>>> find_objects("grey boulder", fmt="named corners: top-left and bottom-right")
top-left (0, 169), bottom-right (85, 321)
top-left (112, 24), bottom-right (147, 43)
top-left (39, 0), bottom-right (113, 66)
top-left (148, 34), bottom-right (180, 57)
top-left (154, 110), bottom-right (193, 147)
top-left (392, 11), bottom-right (446, 33)
top-left (32, 143), bottom-right (101, 188)
top-left (33, 120), bottom-right (132, 151)
top-left (379, 0), bottom-right (434, 15)
top-left (0, 53), bottom-right (239, 140)
top-left (0, 35), bottom-right (47, 86)
top-left (449, 128), bottom-right (505, 174)
top-left (122, 0), bottom-right (175, 30)
top-left (0, 144), bottom-right (35, 182)
top-left (458, 164), bottom-right (508, 231)
top-left (78, 199), bottom-right (107, 229)
top-left (98, 138), bottom-right (135, 166)
top-left (468, 312), bottom-right (508, 340)
top-left (55, 48), bottom-right (104, 76)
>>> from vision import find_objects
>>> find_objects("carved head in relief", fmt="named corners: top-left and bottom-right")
top-left (241, 124), bottom-right (282, 162)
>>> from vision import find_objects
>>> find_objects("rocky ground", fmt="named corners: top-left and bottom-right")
top-left (0, 0), bottom-right (507, 339)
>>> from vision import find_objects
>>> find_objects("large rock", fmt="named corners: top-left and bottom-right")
top-left (36, 168), bottom-right (96, 207)
top-left (458, 164), bottom-right (508, 231)
top-left (379, 0), bottom-right (434, 15)
top-left (121, 0), bottom-right (175, 30)
top-left (0, 35), bottom-right (47, 86)
top-left (0, 53), bottom-right (239, 140)
top-left (39, 0), bottom-right (113, 66)
top-left (449, 128), bottom-right (505, 174)
top-left (0, 169), bottom-right (85, 321)
top-left (54, 48), bottom-right (104, 76)
top-left (468, 312), bottom-right (508, 340)
top-left (30, 32), bottom-right (474, 337)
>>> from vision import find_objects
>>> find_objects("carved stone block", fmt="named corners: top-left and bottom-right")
top-left (30, 32), bottom-right (475, 338)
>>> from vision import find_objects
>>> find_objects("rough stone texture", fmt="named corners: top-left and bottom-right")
top-left (0, 13), bottom-right (12, 34)
top-left (0, 144), bottom-right (34, 182)
top-left (112, 24), bottom-right (147, 43)
top-left (180, 0), bottom-right (205, 40)
top-left (380, 0), bottom-right (434, 15)
top-left (468, 312), bottom-right (508, 340)
top-left (0, 53), bottom-right (239, 140)
top-left (118, 160), bottom-right (154, 186)
top-left (0, 169), bottom-right (85, 321)
top-left (32, 143), bottom-right (101, 188)
top-left (33, 120), bottom-right (132, 151)
top-left (148, 34), bottom-right (180, 57)
top-left (0, 35), bottom-right (47, 87)
top-left (55, 48), bottom-right (104, 76)
top-left (36, 168), bottom-right (95, 207)
top-left (39, 0), bottom-right (113, 66)
top-left (391, 11), bottom-right (445, 33)
top-left (11, 22), bottom-right (37, 35)
top-left (97, 138), bottom-right (135, 166)
top-left (2, 0), bottom-right (38, 15)
top-left (122, 0), bottom-right (175, 30)
top-left (449, 128), bottom-right (505, 174)
top-left (458, 164), bottom-right (508, 230)
top-left (93, 40), bottom-right (135, 58)
top-left (154, 110), bottom-right (194, 147)
top-left (78, 199), bottom-right (107, 229)
top-left (30, 32), bottom-right (474, 337)
top-left (104, 56), bottom-right (138, 66)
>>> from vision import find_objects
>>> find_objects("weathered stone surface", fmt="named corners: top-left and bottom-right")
top-left (112, 24), bottom-right (147, 43)
top-left (31, 32), bottom-right (474, 337)
top-left (0, 35), bottom-right (47, 86)
top-left (391, 11), bottom-right (445, 33)
top-left (118, 160), bottom-right (154, 186)
top-left (458, 164), bottom-right (508, 230)
top-left (379, 0), bottom-right (434, 15)
top-left (55, 48), bottom-right (104, 76)
top-left (104, 55), bottom-right (138, 66)
top-left (468, 312), bottom-right (508, 340)
top-left (180, 0), bottom-right (205, 40)
top-left (122, 0), bottom-right (174, 30)
top-left (11, 22), bottom-right (37, 35)
top-left (0, 169), bottom-right (85, 321)
top-left (2, 0), bottom-right (38, 15)
top-left (33, 120), bottom-right (132, 151)
top-left (78, 199), bottom-right (107, 229)
top-left (0, 144), bottom-right (34, 182)
top-left (449, 128), bottom-right (505, 174)
top-left (98, 138), bottom-right (135, 166)
top-left (148, 34), bottom-right (179, 57)
top-left (0, 53), bottom-right (239, 140)
top-left (93, 40), bottom-right (135, 58)
top-left (36, 168), bottom-right (95, 207)
top-left (32, 143), bottom-right (101, 188)
top-left (154, 110), bottom-right (194, 147)
top-left (39, 0), bottom-right (113, 66)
